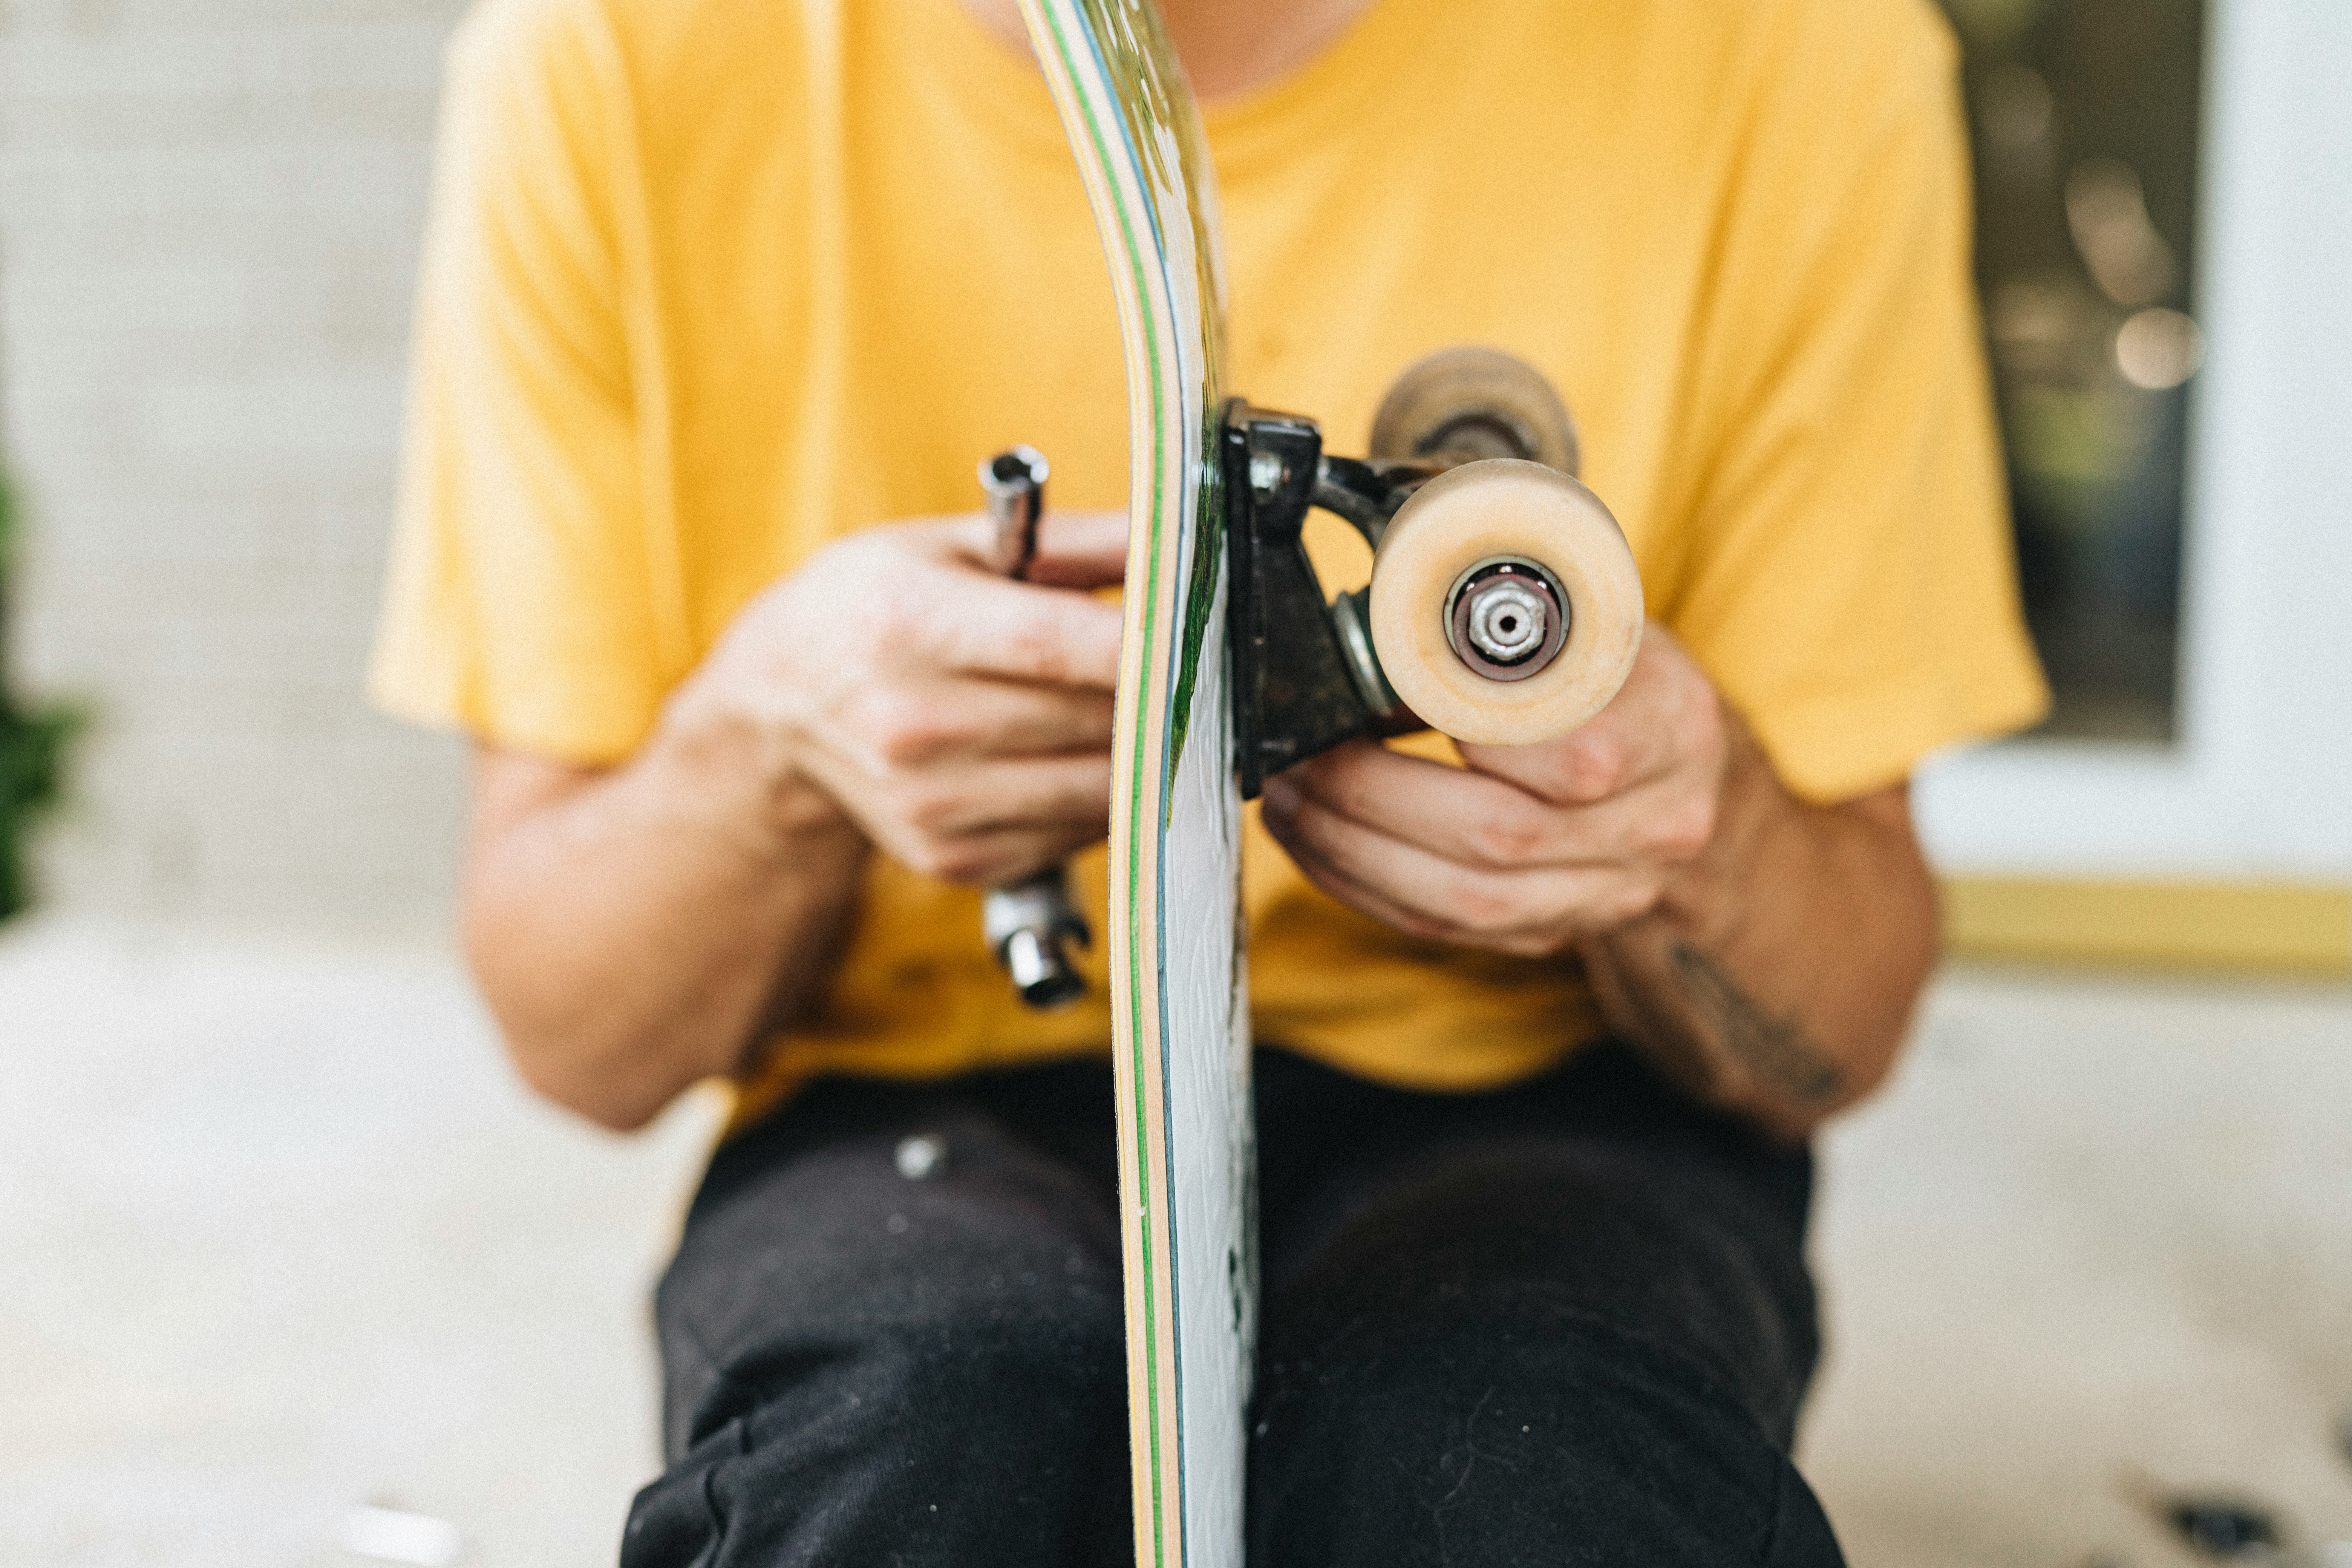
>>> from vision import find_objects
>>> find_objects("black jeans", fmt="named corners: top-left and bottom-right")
top-left (621, 1044), bottom-right (1847, 1567)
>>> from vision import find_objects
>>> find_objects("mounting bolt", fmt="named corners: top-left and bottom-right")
top-left (1249, 449), bottom-right (1285, 497)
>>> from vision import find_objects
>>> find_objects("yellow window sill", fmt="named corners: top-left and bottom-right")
top-left (1940, 878), bottom-right (2352, 978)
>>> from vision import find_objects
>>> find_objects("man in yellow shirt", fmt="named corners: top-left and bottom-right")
top-left (378, 0), bottom-right (2045, 1561)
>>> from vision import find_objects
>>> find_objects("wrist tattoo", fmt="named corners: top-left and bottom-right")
top-left (1667, 942), bottom-right (1844, 1104)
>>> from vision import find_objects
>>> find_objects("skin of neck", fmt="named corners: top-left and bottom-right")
top-left (957, 0), bottom-right (1375, 103)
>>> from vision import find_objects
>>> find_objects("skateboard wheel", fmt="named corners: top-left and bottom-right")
top-left (1368, 459), bottom-right (1642, 746)
top-left (1369, 345), bottom-right (1582, 475)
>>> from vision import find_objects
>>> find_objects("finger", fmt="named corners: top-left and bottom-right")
top-left (1279, 740), bottom-right (1669, 871)
top-left (912, 824), bottom-right (1108, 889)
top-left (1267, 820), bottom-right (1462, 948)
top-left (1267, 788), bottom-right (1608, 957)
top-left (842, 677), bottom-right (1116, 767)
top-left (1281, 741), bottom-right (1571, 867)
top-left (920, 570), bottom-right (1127, 689)
top-left (1023, 509), bottom-right (1130, 588)
top-left (1264, 776), bottom-right (1658, 948)
top-left (806, 747), bottom-right (1111, 882)
top-left (1291, 740), bottom-right (1709, 871)
top-left (820, 752), bottom-right (1110, 845)
top-left (931, 506), bottom-right (1127, 588)
top-left (1457, 703), bottom-right (1677, 807)
top-left (1456, 632), bottom-right (1701, 804)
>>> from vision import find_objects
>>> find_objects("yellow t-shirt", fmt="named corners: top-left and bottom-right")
top-left (374, 0), bottom-right (2047, 1118)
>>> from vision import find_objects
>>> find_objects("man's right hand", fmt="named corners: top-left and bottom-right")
top-left (664, 508), bottom-right (1129, 885)
top-left (461, 508), bottom-right (1128, 1131)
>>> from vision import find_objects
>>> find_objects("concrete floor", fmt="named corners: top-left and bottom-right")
top-left (2, 919), bottom-right (2347, 1567)
top-left (1806, 967), bottom-right (2352, 1568)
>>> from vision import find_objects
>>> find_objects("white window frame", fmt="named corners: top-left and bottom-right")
top-left (1917, 0), bottom-right (2352, 883)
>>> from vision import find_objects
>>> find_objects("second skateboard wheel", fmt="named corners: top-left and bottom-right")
top-left (1369, 345), bottom-right (1582, 475)
top-left (1369, 459), bottom-right (1643, 746)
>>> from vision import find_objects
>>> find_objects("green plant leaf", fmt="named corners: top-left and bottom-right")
top-left (0, 468), bottom-right (81, 922)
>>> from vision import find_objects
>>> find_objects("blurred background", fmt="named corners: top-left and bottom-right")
top-left (0, 2), bottom-right (2346, 1566)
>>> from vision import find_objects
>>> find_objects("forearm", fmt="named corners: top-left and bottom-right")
top-left (1578, 723), bottom-right (1938, 1142)
top-left (464, 702), bottom-right (867, 1131)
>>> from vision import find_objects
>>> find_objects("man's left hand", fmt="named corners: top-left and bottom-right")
top-left (1260, 622), bottom-right (1731, 959)
top-left (1261, 620), bottom-right (1939, 1141)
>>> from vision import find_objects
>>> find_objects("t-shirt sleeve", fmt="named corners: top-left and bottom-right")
top-left (370, 0), bottom-right (671, 766)
top-left (1664, 8), bottom-right (2049, 803)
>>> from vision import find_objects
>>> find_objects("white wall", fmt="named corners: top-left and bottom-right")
top-left (1918, 0), bottom-right (2352, 883)
top-left (0, 2), bottom-right (470, 938)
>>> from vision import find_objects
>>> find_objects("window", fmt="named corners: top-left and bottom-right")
top-left (1940, 0), bottom-right (2207, 740)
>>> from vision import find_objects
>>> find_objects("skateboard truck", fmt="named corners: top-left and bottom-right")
top-left (1220, 345), bottom-right (1631, 798)
top-left (1222, 398), bottom-right (1570, 798)
top-left (979, 447), bottom-right (1093, 1009)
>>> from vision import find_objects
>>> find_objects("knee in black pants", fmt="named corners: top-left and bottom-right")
top-left (1251, 1289), bottom-right (1839, 1568)
top-left (623, 1089), bottom-right (1134, 1568)
top-left (1247, 1094), bottom-right (1842, 1568)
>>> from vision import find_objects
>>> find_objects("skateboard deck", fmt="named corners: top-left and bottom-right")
top-left (1015, 7), bottom-right (1651, 1563)
top-left (1014, 3), bottom-right (1253, 1565)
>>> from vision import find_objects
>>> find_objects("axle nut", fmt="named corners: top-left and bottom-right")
top-left (1445, 560), bottom-right (1569, 682)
